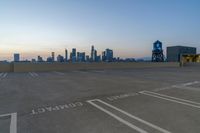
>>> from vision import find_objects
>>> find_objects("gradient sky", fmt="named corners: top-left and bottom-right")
top-left (0, 0), bottom-right (200, 61)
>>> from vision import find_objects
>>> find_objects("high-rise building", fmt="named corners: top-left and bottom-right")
top-left (77, 52), bottom-right (85, 62)
top-left (14, 53), bottom-right (20, 62)
top-left (94, 50), bottom-right (97, 61)
top-left (96, 55), bottom-right (101, 62)
top-left (51, 52), bottom-right (55, 62)
top-left (65, 49), bottom-right (68, 62)
top-left (105, 49), bottom-right (113, 62)
top-left (37, 56), bottom-right (43, 62)
top-left (86, 55), bottom-right (90, 62)
top-left (57, 55), bottom-right (64, 62)
top-left (71, 48), bottom-right (76, 62)
top-left (91, 45), bottom-right (94, 61)
top-left (102, 51), bottom-right (106, 61)
top-left (47, 57), bottom-right (53, 62)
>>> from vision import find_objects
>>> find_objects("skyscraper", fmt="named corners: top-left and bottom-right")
top-left (14, 53), bottom-right (20, 62)
top-left (106, 49), bottom-right (113, 62)
top-left (72, 48), bottom-right (76, 62)
top-left (65, 49), bottom-right (68, 62)
top-left (102, 51), bottom-right (106, 61)
top-left (77, 52), bottom-right (85, 62)
top-left (51, 52), bottom-right (55, 62)
top-left (102, 49), bottom-right (113, 62)
top-left (91, 45), bottom-right (95, 61)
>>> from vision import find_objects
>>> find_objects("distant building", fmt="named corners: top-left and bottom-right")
top-left (86, 55), bottom-right (90, 62)
top-left (37, 56), bottom-right (43, 62)
top-left (31, 59), bottom-right (36, 63)
top-left (57, 55), bottom-right (64, 62)
top-left (96, 55), bottom-right (101, 62)
top-left (94, 50), bottom-right (97, 61)
top-left (14, 53), bottom-right (20, 62)
top-left (71, 48), bottom-right (76, 62)
top-left (91, 45), bottom-right (95, 61)
top-left (105, 49), bottom-right (113, 62)
top-left (47, 57), bottom-right (53, 62)
top-left (51, 52), bottom-right (55, 62)
top-left (102, 51), bottom-right (106, 62)
top-left (65, 49), bottom-right (68, 62)
top-left (167, 46), bottom-right (197, 62)
top-left (77, 52), bottom-right (85, 62)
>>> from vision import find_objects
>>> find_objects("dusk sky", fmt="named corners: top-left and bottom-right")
top-left (0, 0), bottom-right (200, 61)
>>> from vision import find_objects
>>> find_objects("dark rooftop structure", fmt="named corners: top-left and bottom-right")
top-left (167, 46), bottom-right (197, 62)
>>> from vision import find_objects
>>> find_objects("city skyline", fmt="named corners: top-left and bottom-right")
top-left (0, 0), bottom-right (200, 60)
top-left (6, 46), bottom-right (116, 62)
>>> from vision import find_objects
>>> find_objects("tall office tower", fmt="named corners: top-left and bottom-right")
top-left (51, 52), bottom-right (55, 62)
top-left (91, 45), bottom-right (95, 61)
top-left (106, 49), bottom-right (113, 62)
top-left (77, 52), bottom-right (80, 61)
top-left (14, 53), bottom-right (20, 62)
top-left (65, 49), bottom-right (68, 62)
top-left (77, 52), bottom-right (86, 62)
top-left (72, 48), bottom-right (76, 62)
top-left (94, 50), bottom-right (97, 61)
top-left (102, 51), bottom-right (106, 61)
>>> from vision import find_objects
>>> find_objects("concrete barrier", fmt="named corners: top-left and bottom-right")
top-left (0, 63), bottom-right (13, 72)
top-left (13, 62), bottom-right (180, 72)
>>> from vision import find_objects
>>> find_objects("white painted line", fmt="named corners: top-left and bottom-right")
top-left (87, 100), bottom-right (148, 133)
top-left (140, 91), bottom-right (200, 109)
top-left (73, 70), bottom-right (88, 73)
top-left (32, 72), bottom-right (38, 77)
top-left (0, 112), bottom-right (17, 133)
top-left (3, 73), bottom-right (8, 78)
top-left (53, 71), bottom-right (65, 75)
top-left (92, 70), bottom-right (105, 73)
top-left (152, 81), bottom-right (200, 92)
top-left (182, 81), bottom-right (199, 86)
top-left (29, 72), bottom-right (38, 77)
top-left (0, 113), bottom-right (11, 117)
top-left (10, 113), bottom-right (17, 133)
top-left (88, 99), bottom-right (171, 133)
top-left (175, 86), bottom-right (200, 92)
top-left (29, 72), bottom-right (34, 77)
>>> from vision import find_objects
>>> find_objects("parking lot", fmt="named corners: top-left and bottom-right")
top-left (0, 66), bottom-right (200, 133)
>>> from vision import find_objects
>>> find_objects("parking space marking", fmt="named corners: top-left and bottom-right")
top-left (0, 73), bottom-right (8, 79)
top-left (106, 92), bottom-right (139, 101)
top-left (153, 81), bottom-right (200, 92)
top-left (91, 70), bottom-right (105, 73)
top-left (53, 71), bottom-right (65, 75)
top-left (73, 70), bottom-right (88, 74)
top-left (140, 91), bottom-right (200, 109)
top-left (181, 81), bottom-right (200, 86)
top-left (0, 112), bottom-right (17, 133)
top-left (175, 86), bottom-right (200, 92)
top-left (87, 99), bottom-right (171, 133)
top-left (29, 72), bottom-right (39, 77)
